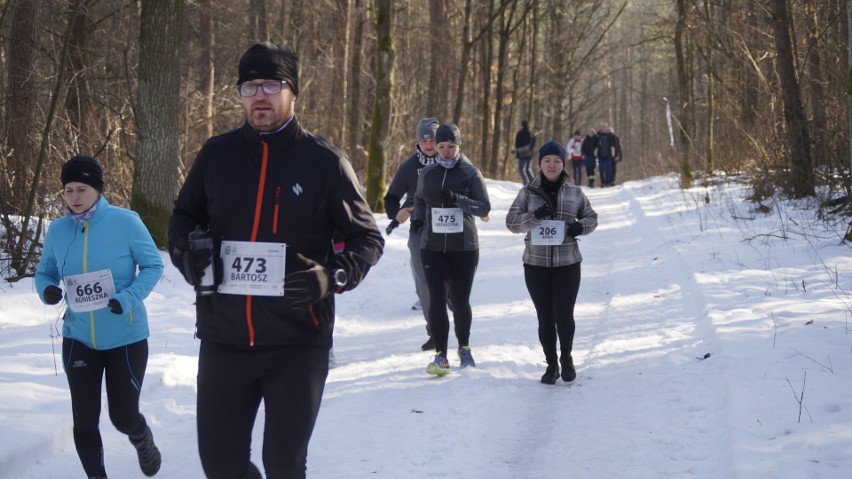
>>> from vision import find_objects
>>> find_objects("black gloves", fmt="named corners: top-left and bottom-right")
top-left (107, 299), bottom-right (123, 315)
top-left (173, 239), bottom-right (212, 286)
top-left (283, 254), bottom-right (333, 309)
top-left (441, 189), bottom-right (457, 203)
top-left (43, 285), bottom-right (63, 305)
top-left (410, 219), bottom-right (424, 233)
top-left (567, 221), bottom-right (584, 238)
top-left (534, 204), bottom-right (554, 219)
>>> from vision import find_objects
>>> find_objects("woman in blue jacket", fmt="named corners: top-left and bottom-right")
top-left (35, 156), bottom-right (164, 478)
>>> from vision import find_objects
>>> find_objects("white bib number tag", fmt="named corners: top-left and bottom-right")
top-left (431, 207), bottom-right (463, 233)
top-left (64, 269), bottom-right (116, 312)
top-left (531, 220), bottom-right (565, 245)
top-left (218, 241), bottom-right (286, 296)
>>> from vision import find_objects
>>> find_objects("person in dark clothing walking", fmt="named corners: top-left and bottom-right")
top-left (513, 120), bottom-right (536, 185)
top-left (384, 117), bottom-right (441, 351)
top-left (505, 141), bottom-right (598, 384)
top-left (581, 129), bottom-right (598, 188)
top-left (411, 122), bottom-right (491, 376)
top-left (35, 156), bottom-right (164, 478)
top-left (596, 122), bottom-right (622, 187)
top-left (168, 42), bottom-right (384, 479)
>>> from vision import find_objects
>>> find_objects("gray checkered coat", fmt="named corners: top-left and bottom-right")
top-left (505, 174), bottom-right (597, 267)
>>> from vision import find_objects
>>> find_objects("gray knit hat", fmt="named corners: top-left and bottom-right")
top-left (416, 117), bottom-right (439, 141)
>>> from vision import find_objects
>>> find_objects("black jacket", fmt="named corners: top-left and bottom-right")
top-left (169, 118), bottom-right (384, 348)
top-left (384, 148), bottom-right (432, 224)
top-left (412, 155), bottom-right (491, 252)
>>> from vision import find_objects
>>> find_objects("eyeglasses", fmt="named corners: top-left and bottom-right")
top-left (237, 81), bottom-right (287, 97)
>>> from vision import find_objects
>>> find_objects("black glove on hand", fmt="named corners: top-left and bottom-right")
top-left (441, 189), bottom-right (457, 203)
top-left (567, 221), bottom-right (584, 237)
top-left (410, 219), bottom-right (424, 233)
top-left (173, 239), bottom-right (212, 286)
top-left (284, 254), bottom-right (333, 309)
top-left (43, 285), bottom-right (63, 305)
top-left (534, 204), bottom-right (554, 219)
top-left (107, 299), bottom-right (123, 315)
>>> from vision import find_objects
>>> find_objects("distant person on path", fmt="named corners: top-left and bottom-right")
top-left (566, 129), bottom-right (584, 186)
top-left (411, 122), bottom-right (491, 376)
top-left (513, 120), bottom-right (536, 185)
top-left (384, 117), bottom-right (441, 351)
top-left (35, 155), bottom-right (164, 478)
top-left (581, 128), bottom-right (598, 188)
top-left (596, 122), bottom-right (622, 187)
top-left (168, 42), bottom-right (384, 478)
top-left (505, 141), bottom-right (598, 384)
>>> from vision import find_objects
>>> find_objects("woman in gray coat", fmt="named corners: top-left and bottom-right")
top-left (505, 140), bottom-right (598, 384)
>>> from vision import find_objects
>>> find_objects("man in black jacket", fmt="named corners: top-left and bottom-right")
top-left (168, 42), bottom-right (383, 479)
top-left (514, 120), bottom-right (536, 185)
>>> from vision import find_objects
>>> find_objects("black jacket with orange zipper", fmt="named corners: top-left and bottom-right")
top-left (169, 117), bottom-right (384, 349)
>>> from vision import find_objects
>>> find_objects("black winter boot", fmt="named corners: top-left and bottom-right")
top-left (540, 363), bottom-right (559, 385)
top-left (561, 355), bottom-right (576, 382)
top-left (130, 426), bottom-right (161, 476)
top-left (588, 178), bottom-right (594, 188)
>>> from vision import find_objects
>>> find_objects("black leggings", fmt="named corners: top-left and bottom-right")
top-left (524, 263), bottom-right (581, 364)
top-left (63, 338), bottom-right (149, 476)
top-left (421, 249), bottom-right (479, 355)
top-left (197, 341), bottom-right (329, 479)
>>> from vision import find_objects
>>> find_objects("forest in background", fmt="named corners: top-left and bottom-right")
top-left (1, 0), bottom-right (851, 279)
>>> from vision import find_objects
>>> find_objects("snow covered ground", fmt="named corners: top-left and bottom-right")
top-left (1, 174), bottom-right (850, 478)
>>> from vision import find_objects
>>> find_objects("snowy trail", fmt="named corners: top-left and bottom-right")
top-left (310, 179), bottom-right (734, 478)
top-left (3, 176), bottom-right (851, 478)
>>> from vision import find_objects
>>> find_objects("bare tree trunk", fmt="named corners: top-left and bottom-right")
top-left (452, 0), bottom-right (473, 124)
top-left (347, 0), bottom-right (365, 170)
top-left (704, 0), bottom-right (715, 173)
top-left (674, 0), bottom-right (694, 189)
top-left (804, 0), bottom-right (826, 165)
top-left (365, 0), bottom-right (394, 212)
top-left (328, 0), bottom-right (351, 146)
top-left (251, 0), bottom-right (268, 41)
top-left (199, 0), bottom-right (215, 141)
top-left (848, 0), bottom-right (852, 203)
top-left (426, 0), bottom-right (446, 117)
top-left (134, 0), bottom-right (184, 246)
top-left (479, 0), bottom-right (494, 176)
top-left (64, 0), bottom-right (97, 141)
top-left (769, 0), bottom-right (814, 197)
top-left (2, 0), bottom-right (40, 215)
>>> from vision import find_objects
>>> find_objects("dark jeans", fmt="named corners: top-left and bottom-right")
top-left (421, 249), bottom-right (479, 355)
top-left (524, 263), bottom-right (581, 364)
top-left (63, 338), bottom-right (149, 476)
top-left (197, 341), bottom-right (329, 479)
top-left (572, 160), bottom-right (584, 186)
top-left (599, 155), bottom-right (614, 186)
top-left (517, 158), bottom-right (534, 185)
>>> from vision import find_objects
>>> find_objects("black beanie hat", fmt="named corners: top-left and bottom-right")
top-left (61, 155), bottom-right (104, 192)
top-left (238, 42), bottom-right (299, 96)
top-left (538, 140), bottom-right (566, 163)
top-left (436, 122), bottom-right (462, 146)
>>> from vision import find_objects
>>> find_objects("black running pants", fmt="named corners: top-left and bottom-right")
top-left (63, 338), bottom-right (149, 475)
top-left (197, 341), bottom-right (329, 479)
top-left (524, 263), bottom-right (581, 364)
top-left (421, 249), bottom-right (479, 355)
